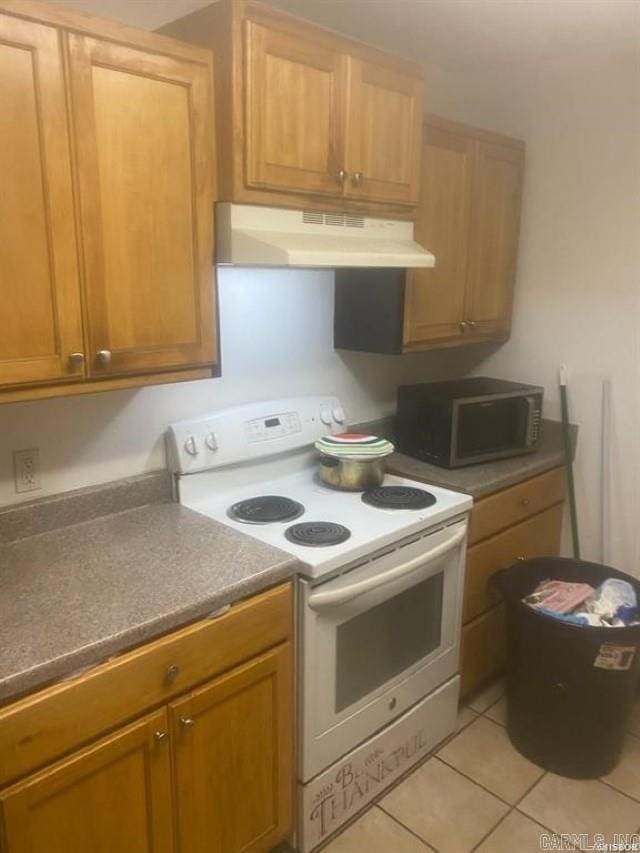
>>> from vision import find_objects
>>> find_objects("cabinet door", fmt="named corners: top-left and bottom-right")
top-left (464, 502), bottom-right (564, 623)
top-left (403, 123), bottom-right (474, 348)
top-left (0, 709), bottom-right (174, 853)
top-left (245, 21), bottom-right (345, 196)
top-left (67, 34), bottom-right (216, 378)
top-left (465, 140), bottom-right (524, 338)
top-left (0, 14), bottom-right (84, 388)
top-left (461, 603), bottom-right (506, 698)
top-left (344, 57), bottom-right (422, 205)
top-left (170, 644), bottom-right (293, 853)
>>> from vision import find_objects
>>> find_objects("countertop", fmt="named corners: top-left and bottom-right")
top-left (353, 417), bottom-right (576, 499)
top-left (0, 474), bottom-right (298, 704)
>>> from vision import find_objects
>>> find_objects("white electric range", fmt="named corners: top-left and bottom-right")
top-left (167, 396), bottom-right (472, 852)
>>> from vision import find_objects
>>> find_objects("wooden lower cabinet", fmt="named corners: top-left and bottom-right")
top-left (0, 585), bottom-right (293, 853)
top-left (464, 503), bottom-right (565, 623)
top-left (170, 644), bottom-right (293, 853)
top-left (0, 710), bottom-right (174, 853)
top-left (460, 468), bottom-right (566, 698)
top-left (461, 604), bottom-right (506, 697)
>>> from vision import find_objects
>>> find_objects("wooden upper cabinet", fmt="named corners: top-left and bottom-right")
top-left (169, 644), bottom-right (293, 853)
top-left (465, 139), bottom-right (524, 338)
top-left (344, 58), bottom-right (423, 205)
top-left (0, 13), bottom-right (84, 389)
top-left (0, 1), bottom-right (217, 403)
top-left (403, 123), bottom-right (474, 347)
top-left (333, 115), bottom-right (524, 355)
top-left (403, 116), bottom-right (524, 351)
top-left (161, 0), bottom-right (423, 216)
top-left (67, 33), bottom-right (216, 378)
top-left (245, 21), bottom-right (345, 196)
top-left (0, 710), bottom-right (174, 853)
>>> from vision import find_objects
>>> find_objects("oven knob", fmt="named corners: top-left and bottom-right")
top-left (205, 432), bottom-right (217, 451)
top-left (332, 406), bottom-right (345, 424)
top-left (184, 436), bottom-right (199, 456)
top-left (320, 407), bottom-right (332, 426)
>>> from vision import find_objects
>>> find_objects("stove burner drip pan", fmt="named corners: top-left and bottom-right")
top-left (285, 521), bottom-right (351, 547)
top-left (229, 495), bottom-right (305, 524)
top-left (362, 485), bottom-right (437, 510)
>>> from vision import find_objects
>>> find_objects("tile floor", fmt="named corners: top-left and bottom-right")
top-left (311, 681), bottom-right (640, 853)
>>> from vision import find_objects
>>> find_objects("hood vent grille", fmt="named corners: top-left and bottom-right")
top-left (303, 211), bottom-right (365, 229)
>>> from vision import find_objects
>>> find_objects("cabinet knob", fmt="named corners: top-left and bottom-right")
top-left (165, 664), bottom-right (180, 684)
top-left (180, 716), bottom-right (195, 729)
top-left (95, 349), bottom-right (112, 366)
top-left (516, 554), bottom-right (526, 562)
top-left (468, 320), bottom-right (476, 329)
top-left (458, 321), bottom-right (467, 332)
top-left (68, 352), bottom-right (85, 366)
top-left (352, 171), bottom-right (363, 186)
top-left (336, 169), bottom-right (348, 183)
top-left (520, 497), bottom-right (531, 507)
top-left (154, 730), bottom-right (168, 742)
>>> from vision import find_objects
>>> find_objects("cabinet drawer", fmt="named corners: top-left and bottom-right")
top-left (461, 603), bottom-right (506, 698)
top-left (469, 467), bottom-right (565, 546)
top-left (464, 502), bottom-right (564, 623)
top-left (0, 583), bottom-right (292, 787)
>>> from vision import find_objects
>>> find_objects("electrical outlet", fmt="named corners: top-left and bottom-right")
top-left (14, 448), bottom-right (41, 494)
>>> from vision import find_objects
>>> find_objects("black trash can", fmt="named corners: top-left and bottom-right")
top-left (493, 557), bottom-right (640, 778)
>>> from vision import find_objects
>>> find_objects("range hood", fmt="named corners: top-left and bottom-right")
top-left (216, 203), bottom-right (435, 269)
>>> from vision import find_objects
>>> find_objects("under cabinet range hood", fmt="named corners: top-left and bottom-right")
top-left (216, 203), bottom-right (435, 269)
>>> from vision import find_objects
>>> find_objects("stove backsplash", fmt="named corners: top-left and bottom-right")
top-left (0, 269), bottom-right (484, 507)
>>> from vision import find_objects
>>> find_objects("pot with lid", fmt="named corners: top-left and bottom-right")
top-left (315, 433), bottom-right (395, 491)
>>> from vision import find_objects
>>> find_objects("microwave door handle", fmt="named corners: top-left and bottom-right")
top-left (307, 526), bottom-right (466, 611)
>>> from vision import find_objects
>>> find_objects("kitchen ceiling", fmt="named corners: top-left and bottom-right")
top-left (56, 0), bottom-right (639, 70)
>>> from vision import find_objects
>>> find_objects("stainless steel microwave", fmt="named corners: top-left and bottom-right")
top-left (396, 377), bottom-right (543, 468)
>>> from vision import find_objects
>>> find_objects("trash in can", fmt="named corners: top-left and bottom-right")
top-left (493, 557), bottom-right (640, 779)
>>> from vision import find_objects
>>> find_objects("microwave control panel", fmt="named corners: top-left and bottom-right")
top-left (527, 398), bottom-right (542, 446)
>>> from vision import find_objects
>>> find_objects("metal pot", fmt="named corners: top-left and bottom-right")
top-left (318, 454), bottom-right (386, 491)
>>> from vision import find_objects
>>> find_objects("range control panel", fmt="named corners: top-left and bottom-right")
top-left (167, 396), bottom-right (346, 474)
top-left (246, 412), bottom-right (302, 443)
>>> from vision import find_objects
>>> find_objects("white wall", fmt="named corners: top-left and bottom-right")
top-left (471, 47), bottom-right (640, 573)
top-left (0, 269), bottom-right (481, 505)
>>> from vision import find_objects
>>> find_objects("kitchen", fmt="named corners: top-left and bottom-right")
top-left (0, 0), bottom-right (639, 851)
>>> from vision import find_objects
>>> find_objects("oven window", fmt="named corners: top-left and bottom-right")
top-left (456, 398), bottom-right (528, 458)
top-left (335, 572), bottom-right (443, 713)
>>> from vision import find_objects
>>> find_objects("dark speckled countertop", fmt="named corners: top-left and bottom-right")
top-left (0, 473), bottom-right (298, 704)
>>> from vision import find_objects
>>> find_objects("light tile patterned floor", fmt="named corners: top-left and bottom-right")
top-left (306, 686), bottom-right (640, 853)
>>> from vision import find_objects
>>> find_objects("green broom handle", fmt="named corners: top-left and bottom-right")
top-left (559, 366), bottom-right (580, 559)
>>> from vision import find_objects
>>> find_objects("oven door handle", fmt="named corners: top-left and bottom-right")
top-left (307, 526), bottom-right (466, 610)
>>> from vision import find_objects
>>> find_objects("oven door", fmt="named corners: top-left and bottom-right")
top-left (298, 518), bottom-right (467, 781)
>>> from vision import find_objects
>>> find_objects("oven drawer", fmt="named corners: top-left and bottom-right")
top-left (464, 502), bottom-right (564, 623)
top-left (468, 466), bottom-right (565, 545)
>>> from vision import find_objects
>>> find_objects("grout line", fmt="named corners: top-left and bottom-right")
top-left (599, 776), bottom-right (640, 805)
top-left (481, 697), bottom-right (506, 726)
top-left (374, 804), bottom-right (439, 852)
top-left (468, 808), bottom-right (512, 852)
top-left (433, 753), bottom-right (537, 809)
top-left (467, 764), bottom-right (550, 852)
